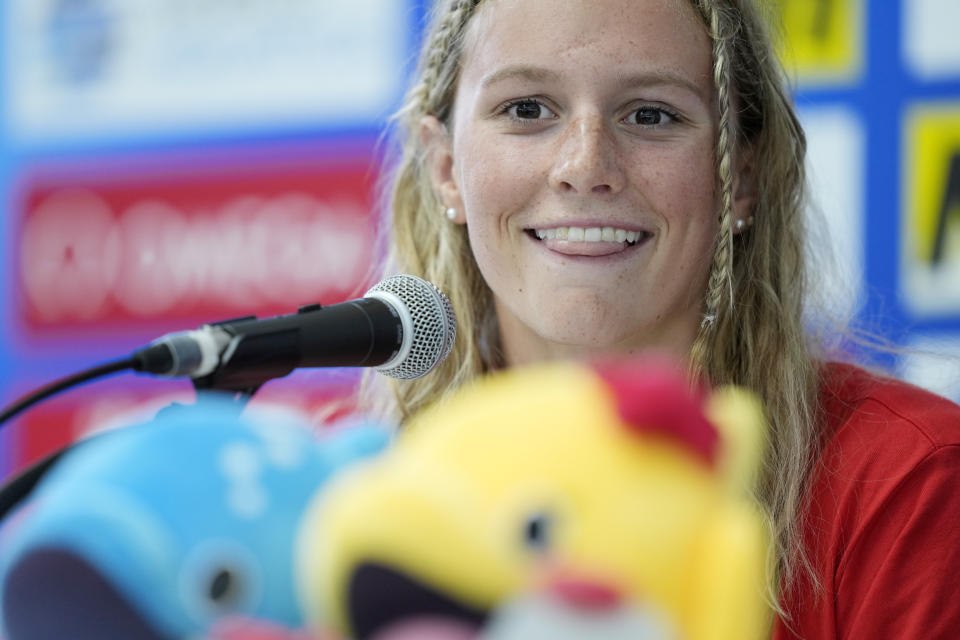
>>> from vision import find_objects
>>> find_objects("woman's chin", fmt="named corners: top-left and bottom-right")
top-left (493, 291), bottom-right (698, 364)
top-left (499, 314), bottom-right (695, 366)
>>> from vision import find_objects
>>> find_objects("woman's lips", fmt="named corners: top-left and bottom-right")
top-left (525, 226), bottom-right (652, 257)
top-left (526, 231), bottom-right (651, 257)
top-left (540, 239), bottom-right (636, 256)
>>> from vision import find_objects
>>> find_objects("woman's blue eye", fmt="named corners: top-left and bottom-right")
top-left (507, 100), bottom-right (554, 120)
top-left (515, 102), bottom-right (541, 118)
top-left (631, 107), bottom-right (671, 126)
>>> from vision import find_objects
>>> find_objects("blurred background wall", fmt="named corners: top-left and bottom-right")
top-left (1, 0), bottom-right (959, 482)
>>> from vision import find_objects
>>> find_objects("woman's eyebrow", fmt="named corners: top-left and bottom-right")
top-left (479, 65), bottom-right (706, 103)
top-left (615, 71), bottom-right (707, 102)
top-left (480, 65), bottom-right (560, 89)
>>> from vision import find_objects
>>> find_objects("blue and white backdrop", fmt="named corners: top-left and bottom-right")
top-left (1, 0), bottom-right (959, 480)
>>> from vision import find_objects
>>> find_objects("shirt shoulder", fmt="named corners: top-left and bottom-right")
top-left (813, 362), bottom-right (960, 538)
top-left (819, 361), bottom-right (960, 455)
top-left (774, 363), bottom-right (960, 639)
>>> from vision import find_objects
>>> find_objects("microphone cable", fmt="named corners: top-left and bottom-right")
top-left (0, 357), bottom-right (136, 429)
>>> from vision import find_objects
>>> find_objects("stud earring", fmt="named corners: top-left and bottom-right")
top-left (445, 207), bottom-right (457, 221)
top-left (735, 219), bottom-right (746, 232)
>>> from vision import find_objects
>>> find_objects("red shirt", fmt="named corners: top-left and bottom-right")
top-left (772, 362), bottom-right (960, 639)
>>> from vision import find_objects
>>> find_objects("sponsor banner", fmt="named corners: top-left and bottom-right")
top-left (901, 103), bottom-right (960, 315)
top-left (3, 0), bottom-right (412, 143)
top-left (776, 0), bottom-right (864, 85)
top-left (0, 370), bottom-right (361, 484)
top-left (799, 106), bottom-right (865, 320)
top-left (903, 0), bottom-right (960, 80)
top-left (13, 148), bottom-right (379, 337)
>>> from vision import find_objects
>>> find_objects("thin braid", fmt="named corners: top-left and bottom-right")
top-left (689, 2), bottom-right (737, 380)
top-left (414, 0), bottom-right (477, 120)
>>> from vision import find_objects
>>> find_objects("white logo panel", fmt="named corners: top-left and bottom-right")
top-left (3, 0), bottom-right (411, 143)
top-left (798, 106), bottom-right (866, 322)
top-left (899, 335), bottom-right (960, 403)
top-left (903, 0), bottom-right (960, 79)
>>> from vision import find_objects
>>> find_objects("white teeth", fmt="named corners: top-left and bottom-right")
top-left (534, 226), bottom-right (644, 244)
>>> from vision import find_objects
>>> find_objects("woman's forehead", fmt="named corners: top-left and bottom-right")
top-left (462, 0), bottom-right (707, 47)
top-left (459, 0), bottom-right (712, 92)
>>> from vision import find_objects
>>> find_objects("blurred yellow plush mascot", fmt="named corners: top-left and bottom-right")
top-left (297, 357), bottom-right (772, 640)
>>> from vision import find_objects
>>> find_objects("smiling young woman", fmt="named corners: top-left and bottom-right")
top-left (369, 0), bottom-right (960, 637)
top-left (421, 0), bottom-right (729, 366)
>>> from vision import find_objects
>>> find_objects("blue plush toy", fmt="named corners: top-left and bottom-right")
top-left (0, 397), bottom-right (390, 640)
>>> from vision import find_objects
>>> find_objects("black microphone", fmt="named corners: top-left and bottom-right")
top-left (131, 274), bottom-right (457, 392)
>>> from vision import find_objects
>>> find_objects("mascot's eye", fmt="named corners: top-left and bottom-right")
top-left (180, 541), bottom-right (262, 625)
top-left (523, 511), bottom-right (554, 551)
top-left (207, 567), bottom-right (242, 607)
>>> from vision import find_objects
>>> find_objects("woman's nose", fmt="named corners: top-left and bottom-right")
top-left (548, 117), bottom-right (625, 196)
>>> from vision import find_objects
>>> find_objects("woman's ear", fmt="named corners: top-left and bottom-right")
top-left (419, 115), bottom-right (466, 224)
top-left (732, 144), bottom-right (757, 234)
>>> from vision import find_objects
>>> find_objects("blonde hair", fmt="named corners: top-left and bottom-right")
top-left (371, 0), bottom-right (821, 608)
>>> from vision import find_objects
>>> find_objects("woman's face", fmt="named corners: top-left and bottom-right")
top-left (425, 0), bottom-right (744, 365)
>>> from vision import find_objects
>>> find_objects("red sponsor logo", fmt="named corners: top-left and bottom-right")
top-left (16, 157), bottom-right (379, 332)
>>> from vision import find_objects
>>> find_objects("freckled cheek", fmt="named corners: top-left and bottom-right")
top-left (458, 151), bottom-right (543, 229)
top-left (633, 148), bottom-right (717, 228)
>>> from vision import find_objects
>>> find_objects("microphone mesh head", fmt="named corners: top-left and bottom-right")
top-left (366, 274), bottom-right (457, 380)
